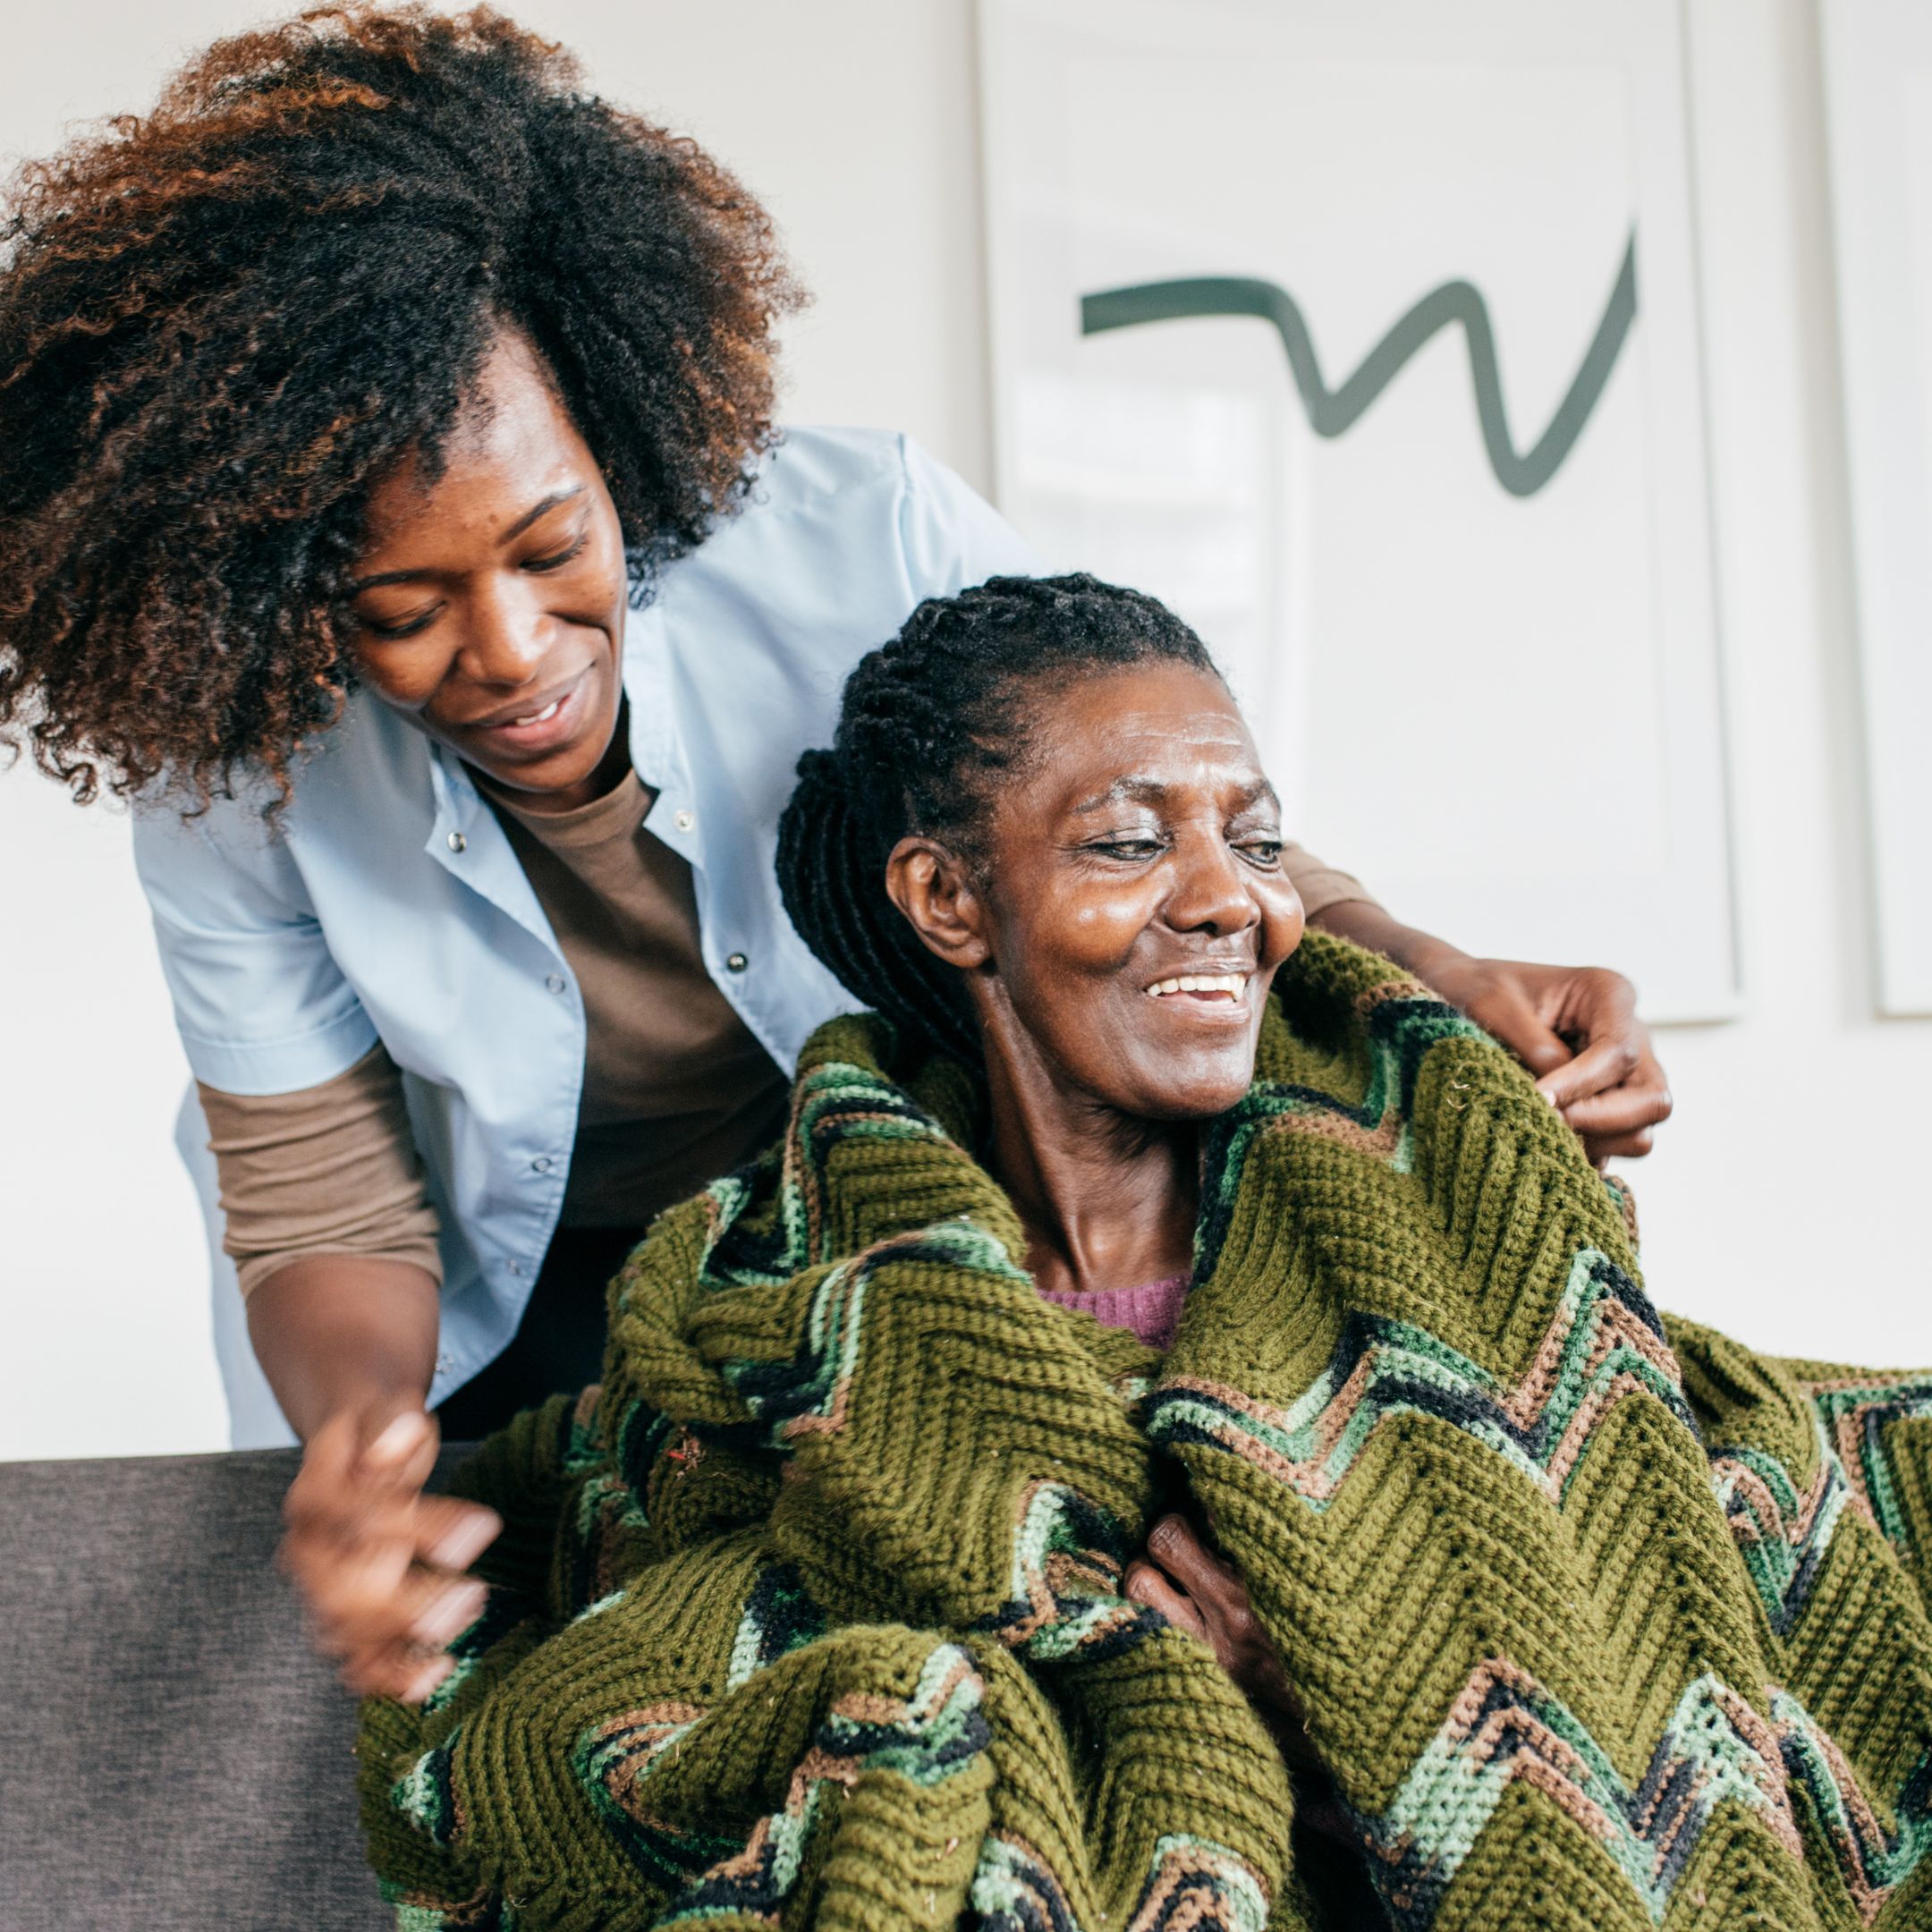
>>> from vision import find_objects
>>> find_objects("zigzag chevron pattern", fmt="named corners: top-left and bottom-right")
top-left (1775, 1694), bottom-right (1932, 1924)
top-left (1191, 981), bottom-right (1479, 1277)
top-left (1713, 1377), bottom-right (1932, 1633)
top-left (971, 1479), bottom-right (1160, 1663)
top-left (970, 1832), bottom-right (1268, 1932)
top-left (1347, 1657), bottom-right (1798, 1927)
top-left (1809, 1376), bottom-right (1932, 1555)
top-left (359, 937), bottom-right (1932, 1931)
top-left (722, 1218), bottom-right (1031, 1447)
top-left (1145, 1246), bottom-right (1690, 1512)
top-left (1339, 1656), bottom-right (1932, 1930)
top-left (588, 1645), bottom-right (989, 1927)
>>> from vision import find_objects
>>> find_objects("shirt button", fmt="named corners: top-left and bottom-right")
top-left (446, 830), bottom-right (467, 853)
top-left (726, 951), bottom-right (749, 973)
top-left (674, 809), bottom-right (696, 833)
top-left (530, 1155), bottom-right (553, 1174)
top-left (507, 1259), bottom-right (525, 1277)
top-left (545, 973), bottom-right (566, 994)
top-left (435, 1352), bottom-right (453, 1375)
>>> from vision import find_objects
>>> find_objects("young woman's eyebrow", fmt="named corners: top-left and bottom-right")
top-left (499, 484), bottom-right (586, 543)
top-left (348, 487), bottom-right (589, 591)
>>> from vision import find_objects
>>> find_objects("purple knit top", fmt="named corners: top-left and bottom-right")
top-left (1036, 1274), bottom-right (1191, 1351)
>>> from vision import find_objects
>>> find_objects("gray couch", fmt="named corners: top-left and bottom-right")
top-left (0, 1446), bottom-right (469, 1931)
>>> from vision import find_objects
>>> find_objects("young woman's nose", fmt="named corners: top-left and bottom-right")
top-left (1165, 826), bottom-right (1261, 936)
top-left (455, 581), bottom-right (549, 689)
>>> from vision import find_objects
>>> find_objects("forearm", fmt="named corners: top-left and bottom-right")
top-left (1307, 899), bottom-right (1468, 984)
top-left (246, 1255), bottom-right (441, 1445)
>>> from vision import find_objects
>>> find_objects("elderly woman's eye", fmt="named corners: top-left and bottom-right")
top-left (1090, 835), bottom-right (1164, 860)
top-left (1237, 835), bottom-right (1284, 865)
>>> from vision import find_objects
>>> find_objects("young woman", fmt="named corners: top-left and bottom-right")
top-left (0, 8), bottom-right (1665, 1690)
top-left (354, 576), bottom-right (1932, 1932)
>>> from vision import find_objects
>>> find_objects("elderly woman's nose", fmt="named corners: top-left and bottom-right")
top-left (1165, 828), bottom-right (1261, 934)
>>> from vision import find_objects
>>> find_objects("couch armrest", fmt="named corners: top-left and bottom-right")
top-left (0, 1445), bottom-right (470, 1932)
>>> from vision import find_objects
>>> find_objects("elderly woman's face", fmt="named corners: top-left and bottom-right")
top-left (965, 661), bottom-right (1305, 1120)
top-left (345, 330), bottom-right (631, 805)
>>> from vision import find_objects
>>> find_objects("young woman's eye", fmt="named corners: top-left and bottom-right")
top-left (523, 531), bottom-right (589, 573)
top-left (358, 606), bottom-right (439, 641)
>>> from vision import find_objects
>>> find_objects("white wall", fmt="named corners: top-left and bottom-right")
top-left (1, 0), bottom-right (1924, 1460)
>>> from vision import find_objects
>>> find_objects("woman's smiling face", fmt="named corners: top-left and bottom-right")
top-left (346, 328), bottom-right (631, 807)
top-left (898, 660), bottom-right (1306, 1122)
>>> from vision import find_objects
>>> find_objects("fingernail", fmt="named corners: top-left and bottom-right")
top-left (429, 1512), bottom-right (500, 1571)
top-left (413, 1581), bottom-right (487, 1648)
top-left (403, 1661), bottom-right (451, 1705)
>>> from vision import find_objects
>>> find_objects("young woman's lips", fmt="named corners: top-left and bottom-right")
top-left (467, 671), bottom-right (589, 758)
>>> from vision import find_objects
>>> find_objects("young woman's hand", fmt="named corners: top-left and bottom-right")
top-left (1123, 1512), bottom-right (1297, 1723)
top-left (280, 1407), bottom-right (501, 1702)
top-left (1309, 903), bottom-right (1673, 1165)
top-left (247, 1255), bottom-right (496, 1699)
top-left (1420, 955), bottom-right (1673, 1164)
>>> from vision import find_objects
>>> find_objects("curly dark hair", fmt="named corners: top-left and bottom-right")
top-left (0, 4), bottom-right (801, 807)
top-left (776, 572), bottom-right (1221, 1063)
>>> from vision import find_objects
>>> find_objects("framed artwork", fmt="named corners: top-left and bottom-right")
top-left (978, 0), bottom-right (1739, 1021)
top-left (1820, 0), bottom-right (1932, 1016)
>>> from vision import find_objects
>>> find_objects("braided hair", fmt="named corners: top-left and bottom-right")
top-left (776, 572), bottom-right (1221, 1063)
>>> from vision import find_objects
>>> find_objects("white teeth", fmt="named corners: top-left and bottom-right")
top-left (505, 697), bottom-right (563, 726)
top-left (1146, 973), bottom-right (1250, 1001)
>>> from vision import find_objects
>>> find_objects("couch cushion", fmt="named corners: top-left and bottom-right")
top-left (0, 1446), bottom-right (469, 1932)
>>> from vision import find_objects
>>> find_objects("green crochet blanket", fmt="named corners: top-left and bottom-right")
top-left (359, 935), bottom-right (1932, 1931)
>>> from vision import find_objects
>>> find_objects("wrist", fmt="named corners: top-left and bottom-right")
top-left (304, 1385), bottom-right (432, 1456)
top-left (245, 1256), bottom-right (440, 1445)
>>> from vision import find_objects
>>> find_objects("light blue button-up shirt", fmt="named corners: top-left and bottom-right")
top-left (131, 428), bottom-right (1043, 1442)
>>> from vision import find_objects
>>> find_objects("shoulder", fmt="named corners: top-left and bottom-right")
top-left (130, 693), bottom-right (436, 903)
top-left (747, 424), bottom-right (919, 513)
top-left (660, 427), bottom-right (1045, 614)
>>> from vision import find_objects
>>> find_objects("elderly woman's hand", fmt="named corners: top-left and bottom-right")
top-left (1123, 1512), bottom-right (1298, 1724)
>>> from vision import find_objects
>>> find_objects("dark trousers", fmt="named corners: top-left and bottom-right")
top-left (435, 1224), bottom-right (645, 1440)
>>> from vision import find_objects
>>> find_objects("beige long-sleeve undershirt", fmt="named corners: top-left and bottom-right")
top-left (199, 816), bottom-right (1375, 1299)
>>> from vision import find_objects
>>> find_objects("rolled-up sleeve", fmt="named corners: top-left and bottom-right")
top-left (198, 1043), bottom-right (442, 1298)
top-left (131, 797), bottom-right (377, 1096)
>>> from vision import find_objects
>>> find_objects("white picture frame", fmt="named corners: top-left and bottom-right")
top-left (1819, 0), bottom-right (1932, 1017)
top-left (977, 0), bottom-right (1740, 1022)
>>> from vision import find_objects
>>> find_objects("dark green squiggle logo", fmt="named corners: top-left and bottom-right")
top-left (1080, 233), bottom-right (1637, 498)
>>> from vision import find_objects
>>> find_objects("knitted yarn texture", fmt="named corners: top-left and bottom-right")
top-left (358, 935), bottom-right (1932, 1930)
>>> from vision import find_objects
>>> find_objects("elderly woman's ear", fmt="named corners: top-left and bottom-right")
top-left (885, 836), bottom-right (992, 970)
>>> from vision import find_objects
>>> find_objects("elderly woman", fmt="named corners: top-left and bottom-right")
top-left (357, 577), bottom-right (1932, 1932)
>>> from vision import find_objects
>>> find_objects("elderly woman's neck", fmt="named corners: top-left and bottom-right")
top-left (979, 1029), bottom-right (1199, 1301)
